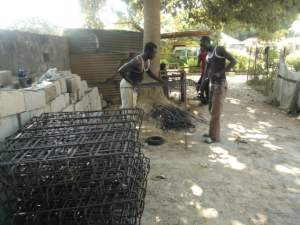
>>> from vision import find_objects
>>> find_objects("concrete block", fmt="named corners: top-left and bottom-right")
top-left (23, 90), bottom-right (46, 111)
top-left (74, 95), bottom-right (90, 111)
top-left (82, 95), bottom-right (90, 111)
top-left (44, 104), bottom-right (51, 113)
top-left (43, 84), bottom-right (58, 103)
top-left (64, 93), bottom-right (70, 107)
top-left (66, 76), bottom-right (81, 94)
top-left (88, 88), bottom-right (102, 111)
top-left (20, 111), bottom-right (31, 126)
top-left (66, 78), bottom-right (73, 93)
top-left (74, 75), bottom-right (82, 86)
top-left (81, 80), bottom-right (89, 93)
top-left (74, 75), bottom-right (84, 96)
top-left (70, 92), bottom-right (78, 104)
top-left (66, 78), bottom-right (78, 93)
top-left (0, 70), bottom-right (15, 87)
top-left (78, 88), bottom-right (85, 100)
top-left (0, 91), bottom-right (25, 117)
top-left (30, 108), bottom-right (45, 117)
top-left (53, 81), bottom-right (62, 95)
top-left (69, 89), bottom-right (84, 103)
top-left (74, 100), bottom-right (84, 111)
top-left (0, 115), bottom-right (19, 141)
top-left (19, 108), bottom-right (45, 126)
top-left (86, 104), bottom-right (91, 112)
top-left (59, 79), bottom-right (67, 93)
top-left (50, 95), bottom-right (65, 112)
top-left (63, 104), bottom-right (74, 112)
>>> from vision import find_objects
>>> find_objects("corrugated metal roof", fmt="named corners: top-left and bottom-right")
top-left (67, 29), bottom-right (143, 105)
top-left (65, 29), bottom-right (143, 54)
top-left (66, 31), bottom-right (99, 54)
top-left (70, 53), bottom-right (129, 104)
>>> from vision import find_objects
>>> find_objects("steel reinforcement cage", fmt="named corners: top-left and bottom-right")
top-left (0, 108), bottom-right (149, 225)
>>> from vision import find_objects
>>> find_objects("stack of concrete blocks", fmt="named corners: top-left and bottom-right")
top-left (0, 91), bottom-right (25, 142)
top-left (0, 71), bottom-right (16, 87)
top-left (0, 72), bottom-right (103, 142)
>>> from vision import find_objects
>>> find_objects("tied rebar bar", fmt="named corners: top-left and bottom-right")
top-left (151, 105), bottom-right (195, 130)
top-left (0, 108), bottom-right (149, 225)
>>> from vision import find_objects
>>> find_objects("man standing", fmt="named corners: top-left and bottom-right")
top-left (200, 36), bottom-right (236, 143)
top-left (118, 42), bottom-right (164, 108)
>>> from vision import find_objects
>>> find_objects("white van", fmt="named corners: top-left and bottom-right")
top-left (173, 46), bottom-right (200, 60)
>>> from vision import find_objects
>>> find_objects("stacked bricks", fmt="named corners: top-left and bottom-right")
top-left (0, 71), bottom-right (103, 141)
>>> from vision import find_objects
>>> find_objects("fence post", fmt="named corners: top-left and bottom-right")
top-left (180, 71), bottom-right (187, 102)
top-left (247, 48), bottom-right (253, 81)
top-left (162, 74), bottom-right (169, 98)
top-left (254, 47), bottom-right (258, 79)
top-left (264, 46), bottom-right (270, 95)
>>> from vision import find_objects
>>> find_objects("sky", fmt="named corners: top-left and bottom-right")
top-left (0, 0), bottom-right (127, 29)
top-left (0, 0), bottom-right (299, 34)
top-left (291, 20), bottom-right (300, 34)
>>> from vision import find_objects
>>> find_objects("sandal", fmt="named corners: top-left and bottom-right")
top-left (203, 137), bottom-right (220, 144)
top-left (203, 137), bottom-right (213, 144)
top-left (202, 134), bottom-right (210, 138)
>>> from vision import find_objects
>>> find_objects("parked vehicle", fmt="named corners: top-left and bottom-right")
top-left (173, 46), bottom-right (200, 60)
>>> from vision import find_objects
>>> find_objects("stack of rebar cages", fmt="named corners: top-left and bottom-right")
top-left (0, 108), bottom-right (149, 225)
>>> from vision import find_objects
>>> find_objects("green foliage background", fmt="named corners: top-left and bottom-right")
top-left (286, 55), bottom-right (300, 71)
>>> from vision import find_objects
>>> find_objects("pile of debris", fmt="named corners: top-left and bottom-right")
top-left (151, 104), bottom-right (195, 130)
top-left (0, 109), bottom-right (149, 225)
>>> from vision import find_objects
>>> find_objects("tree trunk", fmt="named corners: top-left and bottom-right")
top-left (143, 0), bottom-right (160, 75)
top-left (138, 0), bottom-right (168, 111)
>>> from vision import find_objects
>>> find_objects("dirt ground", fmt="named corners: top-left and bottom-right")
top-left (140, 75), bottom-right (300, 225)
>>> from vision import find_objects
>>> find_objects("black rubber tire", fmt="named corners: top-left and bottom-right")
top-left (146, 136), bottom-right (165, 146)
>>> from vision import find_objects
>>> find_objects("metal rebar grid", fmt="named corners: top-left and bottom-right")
top-left (0, 109), bottom-right (149, 225)
top-left (38, 108), bottom-right (144, 119)
top-left (20, 109), bottom-right (143, 131)
top-left (2, 153), bottom-right (149, 225)
top-left (5, 129), bottom-right (139, 150)
top-left (151, 104), bottom-right (195, 130)
top-left (6, 108), bottom-right (143, 143)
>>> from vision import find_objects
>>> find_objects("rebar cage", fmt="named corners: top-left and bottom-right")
top-left (0, 108), bottom-right (149, 225)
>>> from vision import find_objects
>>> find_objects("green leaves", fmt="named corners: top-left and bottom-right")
top-left (121, 0), bottom-right (299, 40)
top-left (160, 0), bottom-right (300, 36)
top-left (11, 18), bottom-right (61, 35)
top-left (116, 0), bottom-right (144, 31)
top-left (79, 0), bottom-right (105, 29)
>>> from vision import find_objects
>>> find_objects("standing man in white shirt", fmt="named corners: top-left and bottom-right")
top-left (118, 42), bottom-right (165, 108)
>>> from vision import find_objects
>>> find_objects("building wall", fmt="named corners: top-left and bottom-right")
top-left (0, 30), bottom-right (70, 78)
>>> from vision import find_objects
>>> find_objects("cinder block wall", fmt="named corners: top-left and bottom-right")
top-left (0, 73), bottom-right (103, 142)
top-left (0, 30), bottom-right (70, 79)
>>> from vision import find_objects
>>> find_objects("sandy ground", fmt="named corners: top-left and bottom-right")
top-left (140, 75), bottom-right (300, 225)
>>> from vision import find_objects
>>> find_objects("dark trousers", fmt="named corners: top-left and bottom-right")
top-left (197, 76), bottom-right (210, 104)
